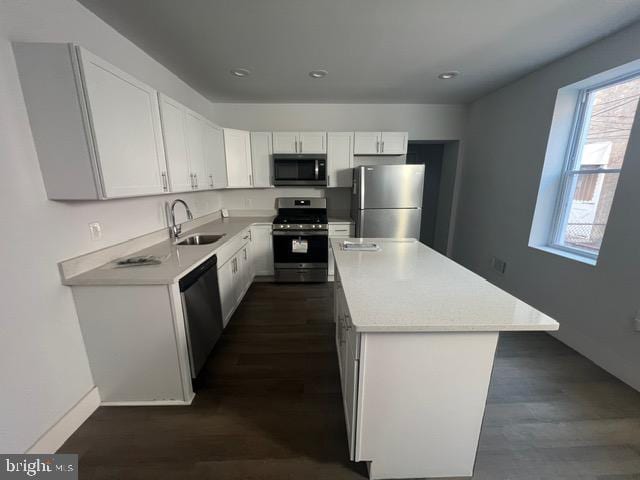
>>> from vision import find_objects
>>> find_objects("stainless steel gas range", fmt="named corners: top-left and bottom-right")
top-left (272, 197), bottom-right (328, 283)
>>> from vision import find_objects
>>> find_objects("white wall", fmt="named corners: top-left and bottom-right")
top-left (454, 21), bottom-right (640, 390)
top-left (211, 103), bottom-right (467, 141)
top-left (0, 0), bottom-right (223, 453)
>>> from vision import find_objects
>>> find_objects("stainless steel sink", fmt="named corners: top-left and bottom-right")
top-left (176, 234), bottom-right (225, 246)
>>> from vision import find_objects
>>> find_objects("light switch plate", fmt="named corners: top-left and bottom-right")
top-left (89, 222), bottom-right (102, 241)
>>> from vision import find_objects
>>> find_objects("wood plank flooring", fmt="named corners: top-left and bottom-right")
top-left (59, 283), bottom-right (640, 479)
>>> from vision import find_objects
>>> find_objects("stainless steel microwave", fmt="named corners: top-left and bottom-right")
top-left (273, 154), bottom-right (327, 186)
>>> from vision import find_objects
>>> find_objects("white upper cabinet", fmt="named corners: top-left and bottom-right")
top-left (224, 128), bottom-right (253, 188)
top-left (272, 132), bottom-right (298, 154)
top-left (272, 132), bottom-right (326, 154)
top-left (184, 110), bottom-right (208, 190)
top-left (78, 48), bottom-right (168, 198)
top-left (353, 132), bottom-right (381, 155)
top-left (14, 43), bottom-right (168, 199)
top-left (158, 94), bottom-right (193, 192)
top-left (159, 93), bottom-right (225, 191)
top-left (354, 132), bottom-right (408, 155)
top-left (380, 132), bottom-right (408, 155)
top-left (250, 132), bottom-right (273, 187)
top-left (327, 132), bottom-right (354, 188)
top-left (298, 132), bottom-right (326, 153)
top-left (203, 122), bottom-right (227, 189)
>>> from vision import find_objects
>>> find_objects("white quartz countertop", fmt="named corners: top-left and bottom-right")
top-left (64, 216), bottom-right (273, 286)
top-left (332, 238), bottom-right (560, 333)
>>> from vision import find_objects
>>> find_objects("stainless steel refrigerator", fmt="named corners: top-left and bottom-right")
top-left (351, 164), bottom-right (425, 238)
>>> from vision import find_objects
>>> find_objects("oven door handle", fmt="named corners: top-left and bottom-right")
top-left (272, 230), bottom-right (328, 236)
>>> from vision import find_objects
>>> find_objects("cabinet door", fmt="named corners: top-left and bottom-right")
top-left (344, 337), bottom-right (359, 460)
top-left (218, 257), bottom-right (236, 328)
top-left (328, 243), bottom-right (335, 276)
top-left (272, 132), bottom-right (298, 154)
top-left (185, 111), bottom-right (208, 190)
top-left (79, 47), bottom-right (166, 198)
top-left (224, 128), bottom-right (253, 187)
top-left (353, 132), bottom-right (381, 155)
top-left (251, 225), bottom-right (274, 275)
top-left (327, 132), bottom-right (353, 187)
top-left (158, 94), bottom-right (192, 192)
top-left (299, 132), bottom-right (326, 153)
top-left (250, 132), bottom-right (273, 187)
top-left (380, 132), bottom-right (408, 155)
top-left (240, 243), bottom-right (253, 295)
top-left (203, 121), bottom-right (227, 189)
top-left (234, 249), bottom-right (248, 303)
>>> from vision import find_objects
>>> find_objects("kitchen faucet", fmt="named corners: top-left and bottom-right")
top-left (168, 199), bottom-right (193, 239)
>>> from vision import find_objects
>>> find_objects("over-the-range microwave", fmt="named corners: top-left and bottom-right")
top-left (273, 154), bottom-right (327, 186)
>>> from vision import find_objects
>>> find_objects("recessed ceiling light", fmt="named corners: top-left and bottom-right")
top-left (438, 71), bottom-right (460, 80)
top-left (309, 70), bottom-right (328, 79)
top-left (230, 68), bottom-right (251, 77)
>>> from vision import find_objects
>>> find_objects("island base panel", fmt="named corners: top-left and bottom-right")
top-left (357, 331), bottom-right (499, 479)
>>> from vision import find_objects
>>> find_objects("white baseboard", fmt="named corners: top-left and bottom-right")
top-left (101, 394), bottom-right (194, 407)
top-left (26, 387), bottom-right (100, 454)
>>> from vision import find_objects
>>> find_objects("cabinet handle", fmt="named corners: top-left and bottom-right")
top-left (327, 174), bottom-right (330, 187)
top-left (299, 140), bottom-right (302, 152)
top-left (244, 248), bottom-right (248, 260)
top-left (190, 173), bottom-right (194, 189)
top-left (376, 139), bottom-right (380, 153)
top-left (194, 173), bottom-right (199, 189)
top-left (381, 141), bottom-right (385, 153)
top-left (161, 172), bottom-right (168, 192)
top-left (209, 174), bottom-right (214, 188)
top-left (249, 173), bottom-right (252, 186)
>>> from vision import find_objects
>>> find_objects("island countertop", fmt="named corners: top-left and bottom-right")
top-left (331, 238), bottom-right (559, 333)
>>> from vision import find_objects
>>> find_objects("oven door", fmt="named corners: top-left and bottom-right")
top-left (273, 230), bottom-right (328, 281)
top-left (273, 156), bottom-right (327, 186)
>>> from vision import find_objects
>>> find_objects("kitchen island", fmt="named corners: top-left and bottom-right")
top-left (331, 238), bottom-right (559, 479)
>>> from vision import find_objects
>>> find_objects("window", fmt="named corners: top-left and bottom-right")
top-left (550, 73), bottom-right (640, 258)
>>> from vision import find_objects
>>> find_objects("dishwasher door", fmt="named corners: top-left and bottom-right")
top-left (179, 255), bottom-right (223, 378)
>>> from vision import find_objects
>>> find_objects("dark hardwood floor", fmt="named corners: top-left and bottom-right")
top-left (60, 283), bottom-right (640, 479)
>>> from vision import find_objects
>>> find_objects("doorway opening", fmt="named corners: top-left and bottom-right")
top-left (406, 141), bottom-right (459, 255)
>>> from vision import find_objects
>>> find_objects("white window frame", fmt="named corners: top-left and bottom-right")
top-left (548, 71), bottom-right (637, 259)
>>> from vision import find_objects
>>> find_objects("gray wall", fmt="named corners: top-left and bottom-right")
top-left (454, 21), bottom-right (640, 390)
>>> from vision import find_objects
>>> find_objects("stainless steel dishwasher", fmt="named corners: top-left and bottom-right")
top-left (179, 255), bottom-right (223, 378)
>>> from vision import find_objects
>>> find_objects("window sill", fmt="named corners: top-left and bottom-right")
top-left (529, 244), bottom-right (597, 266)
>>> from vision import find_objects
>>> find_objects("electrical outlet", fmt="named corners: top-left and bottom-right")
top-left (491, 256), bottom-right (507, 275)
top-left (88, 222), bottom-right (102, 241)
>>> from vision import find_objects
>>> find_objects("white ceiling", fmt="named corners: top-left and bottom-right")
top-left (77, 0), bottom-right (640, 104)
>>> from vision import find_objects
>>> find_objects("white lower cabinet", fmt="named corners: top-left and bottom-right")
top-left (328, 223), bottom-right (354, 278)
top-left (217, 255), bottom-right (237, 328)
top-left (251, 225), bottom-right (274, 276)
top-left (217, 229), bottom-right (255, 328)
top-left (335, 276), bottom-right (360, 459)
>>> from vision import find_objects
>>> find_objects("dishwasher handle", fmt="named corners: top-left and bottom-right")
top-left (179, 255), bottom-right (218, 292)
